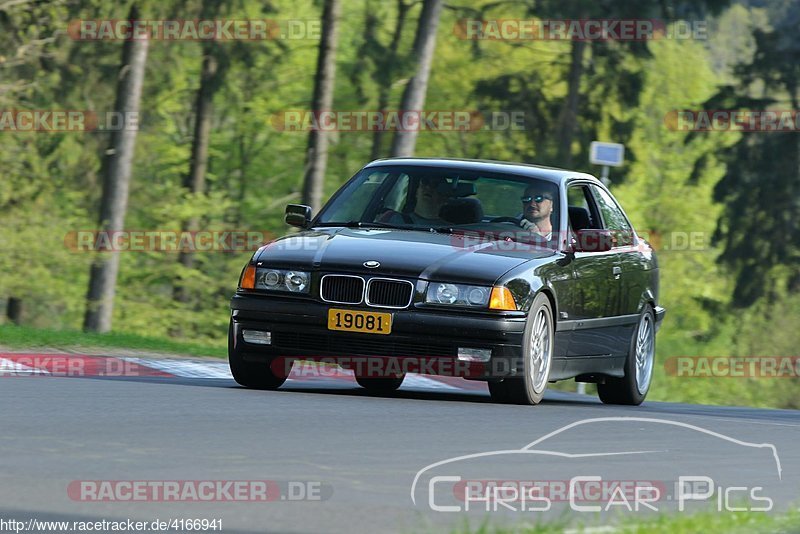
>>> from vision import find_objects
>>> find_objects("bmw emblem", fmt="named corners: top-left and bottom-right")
top-left (363, 260), bottom-right (380, 269)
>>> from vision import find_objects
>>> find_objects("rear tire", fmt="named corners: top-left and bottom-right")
top-left (597, 305), bottom-right (655, 405)
top-left (228, 321), bottom-right (286, 390)
top-left (488, 293), bottom-right (554, 405)
top-left (355, 375), bottom-right (405, 391)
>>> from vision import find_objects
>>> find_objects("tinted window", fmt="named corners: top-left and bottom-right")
top-left (590, 185), bottom-right (634, 246)
top-left (567, 185), bottom-right (597, 233)
top-left (316, 166), bottom-right (561, 246)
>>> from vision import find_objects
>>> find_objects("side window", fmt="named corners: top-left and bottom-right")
top-left (566, 185), bottom-right (598, 233)
top-left (589, 185), bottom-right (634, 247)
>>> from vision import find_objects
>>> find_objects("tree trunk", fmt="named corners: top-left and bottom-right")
top-left (370, 0), bottom-right (409, 160)
top-left (6, 297), bottom-right (22, 325)
top-left (83, 5), bottom-right (149, 333)
top-left (301, 0), bottom-right (342, 213)
top-left (235, 132), bottom-right (249, 227)
top-left (555, 38), bottom-right (587, 167)
top-left (174, 39), bottom-right (221, 303)
top-left (390, 0), bottom-right (444, 158)
top-left (793, 87), bottom-right (800, 295)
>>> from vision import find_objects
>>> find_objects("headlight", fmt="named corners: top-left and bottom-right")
top-left (263, 270), bottom-right (281, 287)
top-left (284, 271), bottom-right (308, 292)
top-left (254, 268), bottom-right (311, 294)
top-left (435, 283), bottom-right (459, 304)
top-left (426, 283), bottom-right (490, 307)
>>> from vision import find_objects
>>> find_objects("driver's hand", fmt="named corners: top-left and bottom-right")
top-left (519, 218), bottom-right (535, 231)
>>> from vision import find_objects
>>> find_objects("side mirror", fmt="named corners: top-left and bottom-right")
top-left (573, 229), bottom-right (614, 253)
top-left (285, 204), bottom-right (312, 228)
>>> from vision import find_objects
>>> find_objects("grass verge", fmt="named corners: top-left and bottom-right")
top-left (0, 324), bottom-right (226, 359)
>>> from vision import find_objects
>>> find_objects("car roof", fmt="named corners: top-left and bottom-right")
top-left (364, 157), bottom-right (600, 185)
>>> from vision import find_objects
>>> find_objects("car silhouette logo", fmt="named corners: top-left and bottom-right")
top-left (363, 261), bottom-right (380, 269)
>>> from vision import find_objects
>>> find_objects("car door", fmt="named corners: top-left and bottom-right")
top-left (562, 183), bottom-right (622, 358)
top-left (587, 184), bottom-right (643, 356)
top-left (588, 184), bottom-right (642, 317)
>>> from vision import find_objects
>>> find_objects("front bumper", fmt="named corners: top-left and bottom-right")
top-left (230, 293), bottom-right (527, 379)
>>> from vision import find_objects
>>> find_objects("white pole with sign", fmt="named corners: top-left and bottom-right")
top-left (590, 141), bottom-right (625, 186)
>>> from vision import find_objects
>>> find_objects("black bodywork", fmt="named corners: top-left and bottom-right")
top-left (230, 158), bottom-right (665, 383)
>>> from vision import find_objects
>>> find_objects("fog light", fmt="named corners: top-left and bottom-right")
top-left (457, 348), bottom-right (492, 362)
top-left (242, 330), bottom-right (272, 345)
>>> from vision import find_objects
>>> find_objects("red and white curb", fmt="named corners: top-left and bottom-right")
top-left (0, 353), bottom-right (485, 392)
top-left (121, 357), bottom-right (233, 379)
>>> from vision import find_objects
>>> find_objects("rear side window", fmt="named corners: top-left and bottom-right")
top-left (589, 185), bottom-right (634, 247)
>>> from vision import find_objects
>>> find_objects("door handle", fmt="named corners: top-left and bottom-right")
top-left (612, 266), bottom-right (622, 279)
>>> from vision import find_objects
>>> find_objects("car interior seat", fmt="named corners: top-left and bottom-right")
top-left (568, 206), bottom-right (593, 231)
top-left (440, 197), bottom-right (484, 224)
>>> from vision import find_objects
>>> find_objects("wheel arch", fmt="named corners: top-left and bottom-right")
top-left (638, 288), bottom-right (657, 314)
top-left (535, 287), bottom-right (558, 324)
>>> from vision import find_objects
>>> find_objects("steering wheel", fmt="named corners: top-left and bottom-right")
top-left (489, 216), bottom-right (523, 225)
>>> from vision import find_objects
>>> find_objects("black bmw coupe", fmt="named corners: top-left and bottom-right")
top-left (229, 158), bottom-right (665, 405)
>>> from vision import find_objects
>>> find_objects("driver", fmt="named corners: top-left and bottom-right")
top-left (519, 185), bottom-right (555, 240)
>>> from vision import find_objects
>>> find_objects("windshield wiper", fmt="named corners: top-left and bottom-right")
top-left (316, 221), bottom-right (407, 229)
top-left (317, 221), bottom-right (462, 234)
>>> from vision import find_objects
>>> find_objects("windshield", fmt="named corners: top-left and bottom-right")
top-left (315, 165), bottom-right (561, 246)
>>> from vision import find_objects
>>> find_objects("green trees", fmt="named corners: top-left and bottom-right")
top-left (174, 0), bottom-right (229, 305)
top-left (301, 0), bottom-right (342, 213)
top-left (84, 5), bottom-right (150, 332)
top-left (389, 0), bottom-right (444, 157)
top-left (0, 0), bottom-right (796, 406)
top-left (1, 0), bottom-right (102, 329)
top-left (710, 0), bottom-right (800, 307)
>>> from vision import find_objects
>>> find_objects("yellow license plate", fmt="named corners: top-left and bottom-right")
top-left (327, 308), bottom-right (392, 335)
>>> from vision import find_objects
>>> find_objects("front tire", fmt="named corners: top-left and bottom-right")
top-left (228, 321), bottom-right (287, 390)
top-left (489, 293), bottom-right (554, 405)
top-left (597, 305), bottom-right (655, 405)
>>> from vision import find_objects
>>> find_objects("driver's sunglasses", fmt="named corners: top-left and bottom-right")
top-left (521, 194), bottom-right (551, 203)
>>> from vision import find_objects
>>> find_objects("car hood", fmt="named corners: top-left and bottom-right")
top-left (255, 227), bottom-right (555, 285)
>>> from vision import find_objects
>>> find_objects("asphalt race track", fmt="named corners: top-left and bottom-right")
top-left (1, 353), bottom-right (798, 533)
